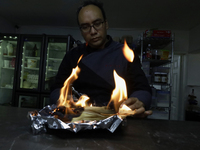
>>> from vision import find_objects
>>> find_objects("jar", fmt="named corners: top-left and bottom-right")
top-left (146, 44), bottom-right (152, 59)
top-left (152, 49), bottom-right (157, 60)
top-left (154, 72), bottom-right (161, 83)
top-left (152, 49), bottom-right (160, 60)
top-left (161, 73), bottom-right (168, 83)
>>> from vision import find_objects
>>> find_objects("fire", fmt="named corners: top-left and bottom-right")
top-left (118, 104), bottom-right (136, 115)
top-left (57, 55), bottom-right (83, 107)
top-left (75, 95), bottom-right (90, 107)
top-left (77, 55), bottom-right (83, 63)
top-left (55, 40), bottom-right (136, 119)
top-left (122, 40), bottom-right (134, 62)
top-left (120, 104), bottom-right (131, 110)
top-left (107, 40), bottom-right (135, 112)
top-left (57, 65), bottom-right (81, 107)
top-left (111, 70), bottom-right (127, 102)
top-left (107, 70), bottom-right (127, 112)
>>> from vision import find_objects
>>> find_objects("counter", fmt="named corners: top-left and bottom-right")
top-left (0, 106), bottom-right (200, 150)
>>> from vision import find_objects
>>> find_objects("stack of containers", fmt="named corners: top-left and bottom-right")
top-left (153, 67), bottom-right (170, 107)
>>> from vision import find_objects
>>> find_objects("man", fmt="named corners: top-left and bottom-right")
top-left (50, 0), bottom-right (152, 118)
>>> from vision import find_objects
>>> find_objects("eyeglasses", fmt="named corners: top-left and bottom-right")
top-left (80, 21), bottom-right (105, 33)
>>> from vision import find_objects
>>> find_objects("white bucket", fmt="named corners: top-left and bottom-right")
top-left (27, 59), bottom-right (37, 68)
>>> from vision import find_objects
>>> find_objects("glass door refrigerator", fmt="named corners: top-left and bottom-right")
top-left (14, 34), bottom-right (45, 109)
top-left (0, 34), bottom-right (20, 106)
top-left (41, 35), bottom-right (76, 107)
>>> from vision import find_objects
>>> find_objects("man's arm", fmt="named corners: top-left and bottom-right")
top-left (123, 96), bottom-right (153, 118)
top-left (125, 53), bottom-right (152, 117)
top-left (129, 90), bottom-right (152, 109)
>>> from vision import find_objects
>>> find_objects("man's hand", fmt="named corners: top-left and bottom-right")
top-left (122, 97), bottom-right (152, 118)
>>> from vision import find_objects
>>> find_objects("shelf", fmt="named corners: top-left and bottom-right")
top-left (1, 67), bottom-right (14, 70)
top-left (49, 49), bottom-right (66, 52)
top-left (3, 55), bottom-right (16, 58)
top-left (47, 69), bottom-right (58, 72)
top-left (48, 58), bottom-right (62, 61)
top-left (1, 86), bottom-right (13, 89)
top-left (139, 32), bottom-right (173, 120)
top-left (151, 83), bottom-right (170, 87)
top-left (157, 103), bottom-right (170, 107)
top-left (1, 36), bottom-right (18, 41)
top-left (25, 56), bottom-right (40, 60)
top-left (143, 59), bottom-right (171, 67)
top-left (150, 83), bottom-right (171, 86)
top-left (143, 37), bottom-right (172, 49)
top-left (24, 67), bottom-right (39, 70)
top-left (187, 85), bottom-right (200, 87)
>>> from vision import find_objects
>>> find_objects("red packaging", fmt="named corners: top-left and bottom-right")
top-left (11, 58), bottom-right (16, 68)
top-left (145, 30), bottom-right (171, 38)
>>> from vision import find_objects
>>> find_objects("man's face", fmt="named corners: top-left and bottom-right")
top-left (78, 5), bottom-right (108, 49)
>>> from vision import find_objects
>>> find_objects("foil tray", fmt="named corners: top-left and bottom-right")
top-left (28, 105), bottom-right (123, 134)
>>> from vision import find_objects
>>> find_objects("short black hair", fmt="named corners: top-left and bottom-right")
top-left (76, 0), bottom-right (107, 25)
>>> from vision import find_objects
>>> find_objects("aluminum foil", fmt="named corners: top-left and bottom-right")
top-left (28, 104), bottom-right (123, 134)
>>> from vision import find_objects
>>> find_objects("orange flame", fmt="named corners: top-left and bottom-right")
top-left (57, 65), bottom-right (81, 107)
top-left (107, 70), bottom-right (127, 111)
top-left (120, 104), bottom-right (131, 111)
top-left (122, 40), bottom-right (134, 62)
top-left (77, 55), bottom-right (83, 64)
top-left (57, 55), bottom-right (83, 107)
top-left (118, 104), bottom-right (136, 115)
top-left (111, 70), bottom-right (127, 102)
top-left (75, 95), bottom-right (90, 107)
top-left (106, 40), bottom-right (136, 112)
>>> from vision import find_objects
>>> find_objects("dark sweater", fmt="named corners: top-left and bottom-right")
top-left (50, 36), bottom-right (152, 109)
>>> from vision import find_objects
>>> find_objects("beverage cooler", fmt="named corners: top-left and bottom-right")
top-left (0, 34), bottom-right (20, 106)
top-left (11, 34), bottom-right (76, 109)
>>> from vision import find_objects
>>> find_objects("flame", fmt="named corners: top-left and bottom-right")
top-left (57, 55), bottom-right (83, 107)
top-left (107, 70), bottom-right (127, 111)
top-left (120, 104), bottom-right (131, 111)
top-left (122, 40), bottom-right (134, 62)
top-left (75, 95), bottom-right (90, 107)
top-left (118, 104), bottom-right (136, 115)
top-left (111, 70), bottom-right (127, 102)
top-left (77, 55), bottom-right (83, 64)
top-left (57, 65), bottom-right (81, 107)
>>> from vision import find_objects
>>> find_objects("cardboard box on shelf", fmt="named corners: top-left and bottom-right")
top-left (160, 50), bottom-right (170, 60)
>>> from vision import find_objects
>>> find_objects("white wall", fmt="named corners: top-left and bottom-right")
top-left (187, 24), bottom-right (200, 108)
top-left (186, 53), bottom-right (200, 108)
top-left (0, 16), bottom-right (15, 33)
top-left (189, 24), bottom-right (200, 53)
top-left (173, 30), bottom-right (189, 54)
top-left (187, 53), bottom-right (200, 86)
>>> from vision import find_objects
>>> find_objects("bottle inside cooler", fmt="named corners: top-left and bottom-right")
top-left (146, 44), bottom-right (152, 59)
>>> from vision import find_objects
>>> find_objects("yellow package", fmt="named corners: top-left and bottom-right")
top-left (160, 50), bottom-right (169, 60)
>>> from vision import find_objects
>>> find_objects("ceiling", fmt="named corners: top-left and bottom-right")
top-left (0, 0), bottom-right (200, 30)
